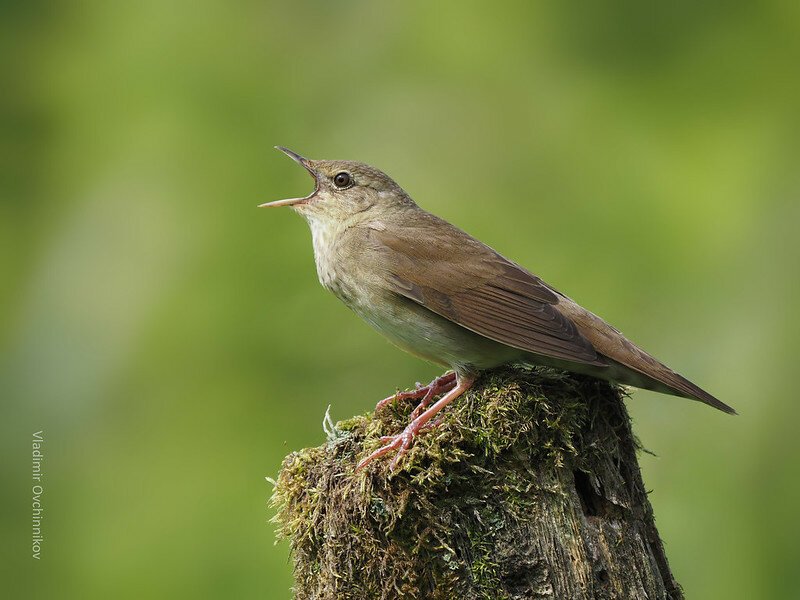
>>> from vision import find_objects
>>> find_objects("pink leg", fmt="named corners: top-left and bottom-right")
top-left (356, 374), bottom-right (476, 472)
top-left (375, 372), bottom-right (457, 413)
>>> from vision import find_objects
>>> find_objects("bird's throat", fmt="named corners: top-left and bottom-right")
top-left (307, 216), bottom-right (345, 292)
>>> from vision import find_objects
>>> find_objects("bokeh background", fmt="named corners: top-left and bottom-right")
top-left (2, 1), bottom-right (799, 598)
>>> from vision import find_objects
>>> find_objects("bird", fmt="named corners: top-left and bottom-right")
top-left (260, 147), bottom-right (735, 470)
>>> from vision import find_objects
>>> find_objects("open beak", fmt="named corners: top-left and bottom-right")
top-left (259, 146), bottom-right (318, 208)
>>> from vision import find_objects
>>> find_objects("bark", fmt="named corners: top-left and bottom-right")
top-left (271, 366), bottom-right (683, 599)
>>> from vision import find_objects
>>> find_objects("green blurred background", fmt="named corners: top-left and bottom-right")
top-left (2, 1), bottom-right (798, 598)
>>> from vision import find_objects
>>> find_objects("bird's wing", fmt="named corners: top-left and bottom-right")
top-left (364, 216), bottom-right (606, 366)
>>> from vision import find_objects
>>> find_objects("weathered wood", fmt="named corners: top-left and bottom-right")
top-left (271, 366), bottom-right (683, 599)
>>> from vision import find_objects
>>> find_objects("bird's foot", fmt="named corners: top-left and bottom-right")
top-left (356, 412), bottom-right (440, 472)
top-left (374, 371), bottom-right (457, 413)
top-left (357, 374), bottom-right (474, 472)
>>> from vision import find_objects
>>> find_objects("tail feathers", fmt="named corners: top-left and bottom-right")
top-left (554, 297), bottom-right (736, 414)
top-left (608, 357), bottom-right (737, 415)
top-left (649, 368), bottom-right (736, 415)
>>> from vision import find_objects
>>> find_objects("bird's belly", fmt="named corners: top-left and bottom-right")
top-left (341, 287), bottom-right (521, 374)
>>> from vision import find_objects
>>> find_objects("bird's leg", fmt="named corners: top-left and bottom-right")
top-left (374, 371), bottom-right (457, 413)
top-left (409, 374), bottom-right (459, 420)
top-left (357, 374), bottom-right (476, 472)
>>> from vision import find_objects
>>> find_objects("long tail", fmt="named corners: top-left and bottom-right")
top-left (559, 298), bottom-right (736, 414)
top-left (606, 356), bottom-right (737, 415)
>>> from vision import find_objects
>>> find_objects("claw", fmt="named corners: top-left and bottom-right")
top-left (356, 435), bottom-right (404, 471)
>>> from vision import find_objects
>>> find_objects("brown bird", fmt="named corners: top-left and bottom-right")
top-left (261, 147), bottom-right (735, 470)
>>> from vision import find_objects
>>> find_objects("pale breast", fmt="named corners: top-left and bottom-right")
top-left (308, 217), bottom-right (341, 291)
top-left (308, 216), bottom-right (365, 305)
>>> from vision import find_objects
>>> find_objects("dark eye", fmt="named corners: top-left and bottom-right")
top-left (333, 171), bottom-right (352, 189)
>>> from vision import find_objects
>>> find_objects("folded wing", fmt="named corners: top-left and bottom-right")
top-left (366, 217), bottom-right (606, 367)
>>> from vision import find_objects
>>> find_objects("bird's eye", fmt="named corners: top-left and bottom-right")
top-left (333, 172), bottom-right (352, 189)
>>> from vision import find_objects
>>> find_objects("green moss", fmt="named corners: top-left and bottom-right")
top-left (270, 365), bottom-right (625, 599)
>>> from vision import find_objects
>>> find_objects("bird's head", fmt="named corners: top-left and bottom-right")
top-left (260, 147), bottom-right (415, 224)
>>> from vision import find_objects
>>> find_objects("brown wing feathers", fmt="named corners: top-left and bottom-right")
top-left (371, 225), bottom-right (603, 366)
top-left (452, 285), bottom-right (601, 363)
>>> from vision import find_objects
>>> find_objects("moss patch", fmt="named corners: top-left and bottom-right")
top-left (270, 366), bottom-right (631, 600)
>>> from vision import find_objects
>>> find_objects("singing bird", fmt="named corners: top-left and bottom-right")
top-left (261, 147), bottom-right (735, 470)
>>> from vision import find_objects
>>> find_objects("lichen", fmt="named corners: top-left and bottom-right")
top-left (269, 365), bottom-right (639, 599)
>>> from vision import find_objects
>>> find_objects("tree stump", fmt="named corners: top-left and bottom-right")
top-left (271, 366), bottom-right (683, 599)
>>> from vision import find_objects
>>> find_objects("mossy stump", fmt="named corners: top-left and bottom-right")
top-left (271, 366), bottom-right (683, 599)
